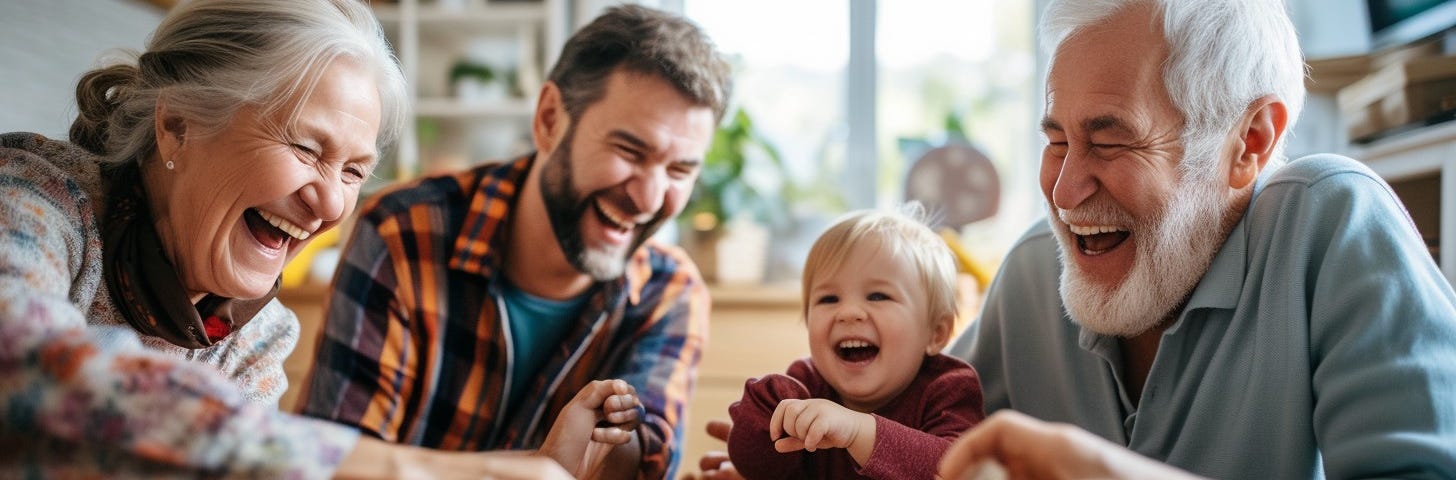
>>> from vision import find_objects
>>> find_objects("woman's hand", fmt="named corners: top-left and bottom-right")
top-left (769, 398), bottom-right (875, 464)
top-left (938, 410), bottom-right (1204, 480)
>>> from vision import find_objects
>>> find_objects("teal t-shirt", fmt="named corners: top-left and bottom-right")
top-left (499, 280), bottom-right (590, 412)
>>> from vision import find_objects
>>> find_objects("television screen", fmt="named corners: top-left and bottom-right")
top-left (1368, 0), bottom-right (1456, 50)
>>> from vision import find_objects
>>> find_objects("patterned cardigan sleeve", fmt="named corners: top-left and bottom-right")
top-left (192, 300), bottom-right (301, 407)
top-left (0, 148), bottom-right (358, 478)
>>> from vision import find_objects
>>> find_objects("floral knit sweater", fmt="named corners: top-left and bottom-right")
top-left (0, 132), bottom-right (357, 478)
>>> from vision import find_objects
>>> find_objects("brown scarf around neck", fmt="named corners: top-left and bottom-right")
top-left (101, 164), bottom-right (278, 349)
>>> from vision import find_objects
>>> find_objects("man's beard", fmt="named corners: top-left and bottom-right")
top-left (540, 126), bottom-right (667, 281)
top-left (1049, 147), bottom-right (1236, 337)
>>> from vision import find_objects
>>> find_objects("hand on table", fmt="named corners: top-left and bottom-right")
top-left (937, 410), bottom-right (1203, 480)
top-left (335, 437), bottom-right (575, 480)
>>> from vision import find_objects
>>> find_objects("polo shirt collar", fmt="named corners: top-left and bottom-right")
top-left (1177, 163), bottom-right (1280, 318)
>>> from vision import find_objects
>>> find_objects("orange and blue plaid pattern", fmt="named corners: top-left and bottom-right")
top-left (299, 154), bottom-right (710, 479)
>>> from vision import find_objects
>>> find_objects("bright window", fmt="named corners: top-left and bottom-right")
top-left (684, 0), bottom-right (1038, 279)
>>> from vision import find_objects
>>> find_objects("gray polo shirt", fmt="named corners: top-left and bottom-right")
top-left (950, 154), bottom-right (1456, 479)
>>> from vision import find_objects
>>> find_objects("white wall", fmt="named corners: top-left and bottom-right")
top-left (1286, 0), bottom-right (1371, 158)
top-left (0, 0), bottom-right (164, 138)
top-left (572, 0), bottom-right (681, 29)
top-left (1288, 0), bottom-right (1371, 58)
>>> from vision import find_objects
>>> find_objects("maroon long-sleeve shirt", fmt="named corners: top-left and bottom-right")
top-left (727, 354), bottom-right (985, 479)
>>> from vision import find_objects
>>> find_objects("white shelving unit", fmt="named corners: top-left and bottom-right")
top-left (414, 98), bottom-right (538, 118)
top-left (372, 0), bottom-right (566, 181)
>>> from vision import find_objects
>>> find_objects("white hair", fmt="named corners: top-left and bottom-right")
top-left (71, 0), bottom-right (408, 164)
top-left (1040, 0), bottom-right (1306, 182)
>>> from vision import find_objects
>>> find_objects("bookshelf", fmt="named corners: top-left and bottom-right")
top-left (1308, 41), bottom-right (1456, 285)
top-left (370, 0), bottom-right (566, 183)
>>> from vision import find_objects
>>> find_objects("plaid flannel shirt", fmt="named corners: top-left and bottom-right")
top-left (300, 154), bottom-right (710, 479)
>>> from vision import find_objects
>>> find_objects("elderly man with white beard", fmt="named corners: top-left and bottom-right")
top-left (940, 0), bottom-right (1456, 479)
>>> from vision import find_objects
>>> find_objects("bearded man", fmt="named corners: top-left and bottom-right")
top-left (943, 0), bottom-right (1456, 478)
top-left (300, 6), bottom-right (730, 479)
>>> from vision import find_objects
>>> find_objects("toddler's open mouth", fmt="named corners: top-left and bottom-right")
top-left (836, 339), bottom-right (879, 363)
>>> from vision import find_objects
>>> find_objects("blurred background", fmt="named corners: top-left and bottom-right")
top-left (6, 0), bottom-right (1455, 475)
top-left (0, 0), bottom-right (1423, 288)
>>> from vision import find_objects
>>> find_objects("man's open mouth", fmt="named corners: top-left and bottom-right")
top-left (592, 198), bottom-right (636, 234)
top-left (1068, 224), bottom-right (1129, 256)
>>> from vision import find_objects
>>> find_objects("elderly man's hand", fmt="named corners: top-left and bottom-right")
top-left (938, 410), bottom-right (1205, 480)
top-left (682, 419), bottom-right (745, 480)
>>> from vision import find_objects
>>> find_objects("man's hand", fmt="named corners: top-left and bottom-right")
top-left (769, 398), bottom-right (875, 464)
top-left (684, 419), bottom-right (744, 480)
top-left (539, 379), bottom-right (642, 478)
top-left (938, 410), bottom-right (1205, 480)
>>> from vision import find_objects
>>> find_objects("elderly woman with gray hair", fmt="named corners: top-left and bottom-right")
top-left (0, 0), bottom-right (573, 478)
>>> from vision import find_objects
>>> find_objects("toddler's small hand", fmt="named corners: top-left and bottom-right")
top-left (593, 379), bottom-right (643, 445)
top-left (769, 398), bottom-right (873, 453)
top-left (540, 378), bottom-right (643, 476)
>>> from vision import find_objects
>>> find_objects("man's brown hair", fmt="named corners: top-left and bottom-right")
top-left (547, 4), bottom-right (732, 123)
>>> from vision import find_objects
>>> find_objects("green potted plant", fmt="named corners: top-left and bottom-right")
top-left (680, 109), bottom-right (790, 283)
top-left (448, 59), bottom-right (505, 101)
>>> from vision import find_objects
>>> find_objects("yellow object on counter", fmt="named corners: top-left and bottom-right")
top-left (940, 228), bottom-right (992, 292)
top-left (281, 227), bottom-right (340, 288)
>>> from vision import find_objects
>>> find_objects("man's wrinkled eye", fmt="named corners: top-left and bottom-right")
top-left (669, 162), bottom-right (699, 180)
top-left (617, 144), bottom-right (645, 163)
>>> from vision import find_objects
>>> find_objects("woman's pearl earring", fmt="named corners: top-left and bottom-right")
top-left (167, 134), bottom-right (182, 171)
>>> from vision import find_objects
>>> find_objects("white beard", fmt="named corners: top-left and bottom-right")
top-left (579, 241), bottom-right (629, 281)
top-left (1050, 160), bottom-right (1233, 337)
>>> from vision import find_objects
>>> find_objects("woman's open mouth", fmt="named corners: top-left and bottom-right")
top-left (244, 208), bottom-right (310, 251)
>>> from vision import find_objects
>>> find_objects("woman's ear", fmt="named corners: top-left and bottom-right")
top-left (927, 314), bottom-right (955, 355)
top-left (532, 81), bottom-right (569, 154)
top-left (153, 100), bottom-right (188, 165)
top-left (1227, 95), bottom-right (1288, 190)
